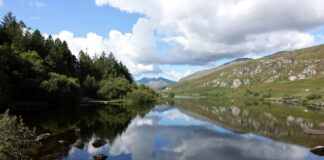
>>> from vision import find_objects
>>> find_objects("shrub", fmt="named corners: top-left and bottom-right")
top-left (97, 77), bottom-right (131, 100)
top-left (0, 110), bottom-right (36, 160)
top-left (168, 92), bottom-right (175, 99)
top-left (282, 94), bottom-right (298, 100)
top-left (306, 93), bottom-right (322, 100)
top-left (126, 84), bottom-right (158, 104)
top-left (40, 72), bottom-right (80, 106)
top-left (253, 92), bottom-right (260, 97)
top-left (127, 89), bottom-right (157, 104)
top-left (262, 93), bottom-right (272, 98)
top-left (245, 89), bottom-right (253, 95)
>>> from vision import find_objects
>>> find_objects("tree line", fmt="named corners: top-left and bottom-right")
top-left (0, 12), bottom-right (158, 110)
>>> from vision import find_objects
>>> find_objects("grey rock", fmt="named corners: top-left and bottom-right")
top-left (35, 133), bottom-right (50, 142)
top-left (58, 140), bottom-right (65, 144)
top-left (310, 146), bottom-right (324, 156)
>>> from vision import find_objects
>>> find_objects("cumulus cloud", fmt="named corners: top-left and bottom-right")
top-left (166, 70), bottom-right (192, 81)
top-left (48, 30), bottom-right (161, 76)
top-left (51, 0), bottom-right (324, 76)
top-left (108, 109), bottom-right (309, 160)
top-left (93, 0), bottom-right (324, 66)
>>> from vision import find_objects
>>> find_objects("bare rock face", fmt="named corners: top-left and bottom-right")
top-left (303, 65), bottom-right (317, 76)
top-left (243, 79), bottom-right (250, 85)
top-left (310, 146), bottom-right (324, 156)
top-left (93, 154), bottom-right (108, 160)
top-left (232, 79), bottom-right (242, 88)
top-left (288, 76), bottom-right (297, 81)
top-left (265, 75), bottom-right (279, 83)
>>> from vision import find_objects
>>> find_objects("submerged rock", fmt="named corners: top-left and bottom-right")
top-left (92, 139), bottom-right (107, 148)
top-left (35, 133), bottom-right (50, 142)
top-left (58, 140), bottom-right (65, 144)
top-left (310, 146), bottom-right (324, 156)
top-left (73, 140), bottom-right (84, 149)
top-left (93, 154), bottom-right (108, 160)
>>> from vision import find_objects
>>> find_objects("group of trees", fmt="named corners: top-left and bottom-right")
top-left (0, 12), bottom-right (158, 109)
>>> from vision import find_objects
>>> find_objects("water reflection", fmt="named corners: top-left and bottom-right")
top-left (19, 100), bottom-right (324, 160)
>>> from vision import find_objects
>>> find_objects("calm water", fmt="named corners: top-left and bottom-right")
top-left (19, 98), bottom-right (324, 160)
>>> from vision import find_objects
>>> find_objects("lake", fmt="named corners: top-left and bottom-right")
top-left (19, 98), bottom-right (324, 160)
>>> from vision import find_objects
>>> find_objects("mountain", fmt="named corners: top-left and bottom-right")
top-left (165, 44), bottom-right (324, 103)
top-left (137, 77), bottom-right (175, 88)
top-left (180, 58), bottom-right (252, 81)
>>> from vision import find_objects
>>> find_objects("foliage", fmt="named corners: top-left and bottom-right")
top-left (168, 92), bottom-right (175, 99)
top-left (97, 77), bottom-right (132, 100)
top-left (282, 94), bottom-right (298, 101)
top-left (306, 93), bottom-right (322, 100)
top-left (40, 72), bottom-right (80, 106)
top-left (262, 92), bottom-right (272, 98)
top-left (0, 12), bottom-right (151, 110)
top-left (0, 110), bottom-right (36, 160)
top-left (126, 84), bottom-right (159, 104)
top-left (82, 75), bottom-right (97, 97)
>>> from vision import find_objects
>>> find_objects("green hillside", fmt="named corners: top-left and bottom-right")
top-left (164, 44), bottom-right (324, 105)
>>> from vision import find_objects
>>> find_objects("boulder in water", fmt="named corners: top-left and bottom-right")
top-left (311, 146), bottom-right (324, 156)
top-left (35, 133), bottom-right (50, 142)
top-left (92, 139), bottom-right (107, 148)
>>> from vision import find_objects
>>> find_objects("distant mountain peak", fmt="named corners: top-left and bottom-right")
top-left (136, 77), bottom-right (175, 88)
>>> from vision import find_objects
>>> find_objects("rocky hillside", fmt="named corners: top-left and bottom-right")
top-left (165, 44), bottom-right (324, 103)
top-left (179, 58), bottom-right (252, 81)
top-left (137, 77), bottom-right (175, 88)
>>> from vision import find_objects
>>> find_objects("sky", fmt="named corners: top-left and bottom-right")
top-left (1, 0), bottom-right (324, 81)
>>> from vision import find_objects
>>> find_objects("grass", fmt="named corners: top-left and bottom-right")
top-left (163, 44), bottom-right (324, 105)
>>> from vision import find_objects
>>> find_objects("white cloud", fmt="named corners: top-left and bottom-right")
top-left (49, 0), bottom-right (324, 76)
top-left (166, 70), bottom-right (192, 81)
top-left (108, 112), bottom-right (310, 160)
top-left (93, 0), bottom-right (324, 66)
top-left (49, 30), bottom-right (161, 76)
top-left (30, 0), bottom-right (46, 8)
top-left (0, 0), bottom-right (3, 6)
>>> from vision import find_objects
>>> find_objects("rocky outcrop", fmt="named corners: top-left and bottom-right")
top-left (232, 79), bottom-right (242, 88)
top-left (288, 76), bottom-right (297, 81)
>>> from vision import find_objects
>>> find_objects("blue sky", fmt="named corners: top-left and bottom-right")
top-left (1, 0), bottom-right (324, 81)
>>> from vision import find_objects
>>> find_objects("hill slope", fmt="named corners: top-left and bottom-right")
top-left (180, 58), bottom-right (252, 81)
top-left (166, 44), bottom-right (324, 103)
top-left (137, 77), bottom-right (175, 88)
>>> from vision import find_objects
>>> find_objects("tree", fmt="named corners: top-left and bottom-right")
top-left (40, 72), bottom-right (80, 106)
top-left (29, 30), bottom-right (45, 58)
top-left (97, 77), bottom-right (132, 100)
top-left (168, 92), bottom-right (175, 99)
top-left (82, 75), bottom-right (97, 97)
top-left (127, 84), bottom-right (158, 104)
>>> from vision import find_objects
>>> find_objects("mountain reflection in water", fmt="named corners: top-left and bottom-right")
top-left (19, 100), bottom-right (324, 160)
